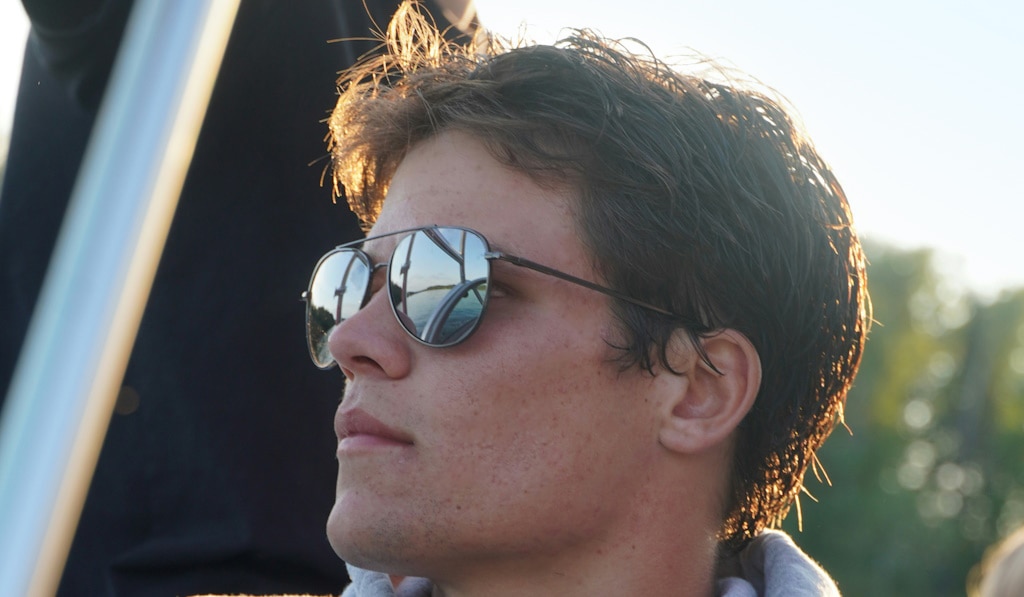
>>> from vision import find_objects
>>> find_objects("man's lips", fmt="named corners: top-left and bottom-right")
top-left (335, 407), bottom-right (414, 451)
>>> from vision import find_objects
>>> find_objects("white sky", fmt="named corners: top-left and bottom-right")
top-left (0, 5), bottom-right (28, 167)
top-left (2, 1), bottom-right (1022, 297)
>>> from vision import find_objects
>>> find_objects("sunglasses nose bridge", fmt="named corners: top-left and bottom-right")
top-left (325, 261), bottom-right (408, 368)
top-left (323, 279), bottom-right (418, 382)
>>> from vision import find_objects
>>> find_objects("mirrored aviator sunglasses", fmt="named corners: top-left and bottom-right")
top-left (303, 226), bottom-right (491, 368)
top-left (302, 225), bottom-right (679, 369)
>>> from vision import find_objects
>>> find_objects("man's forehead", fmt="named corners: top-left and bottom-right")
top-left (370, 134), bottom-right (582, 256)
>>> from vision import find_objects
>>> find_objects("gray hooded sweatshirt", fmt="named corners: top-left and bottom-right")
top-left (340, 530), bottom-right (841, 596)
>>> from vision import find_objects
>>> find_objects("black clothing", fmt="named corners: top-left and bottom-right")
top-left (0, 1), bottom-right (423, 594)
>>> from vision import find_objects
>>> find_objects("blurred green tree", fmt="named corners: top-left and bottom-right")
top-left (781, 240), bottom-right (1024, 596)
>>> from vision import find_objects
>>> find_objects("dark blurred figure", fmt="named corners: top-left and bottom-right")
top-left (0, 0), bottom-right (471, 594)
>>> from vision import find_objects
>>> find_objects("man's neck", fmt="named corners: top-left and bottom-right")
top-left (419, 514), bottom-right (720, 597)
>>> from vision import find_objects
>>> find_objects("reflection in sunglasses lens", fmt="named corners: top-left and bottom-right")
top-left (307, 250), bottom-right (370, 367)
top-left (391, 228), bottom-right (490, 346)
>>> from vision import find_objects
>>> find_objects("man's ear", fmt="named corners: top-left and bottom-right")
top-left (658, 329), bottom-right (761, 454)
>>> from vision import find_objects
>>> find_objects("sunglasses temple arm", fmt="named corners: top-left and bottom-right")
top-left (484, 252), bottom-right (676, 318)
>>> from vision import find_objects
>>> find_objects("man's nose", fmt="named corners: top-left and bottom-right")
top-left (329, 274), bottom-right (413, 382)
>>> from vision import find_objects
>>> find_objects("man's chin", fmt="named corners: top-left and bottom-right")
top-left (326, 499), bottom-right (408, 569)
top-left (326, 500), bottom-right (371, 561)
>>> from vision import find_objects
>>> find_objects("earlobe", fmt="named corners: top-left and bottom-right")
top-left (658, 329), bottom-right (761, 454)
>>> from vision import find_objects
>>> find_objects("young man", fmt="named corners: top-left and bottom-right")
top-left (304, 2), bottom-right (869, 594)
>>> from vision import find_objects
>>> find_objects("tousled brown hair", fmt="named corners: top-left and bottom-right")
top-left (329, 0), bottom-right (870, 551)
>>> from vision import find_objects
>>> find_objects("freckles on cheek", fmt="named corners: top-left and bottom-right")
top-left (441, 327), bottom-right (612, 453)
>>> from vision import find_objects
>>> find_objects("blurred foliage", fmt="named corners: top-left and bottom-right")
top-left (781, 239), bottom-right (1024, 596)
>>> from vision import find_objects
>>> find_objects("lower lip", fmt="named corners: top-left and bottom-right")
top-left (338, 435), bottom-right (412, 453)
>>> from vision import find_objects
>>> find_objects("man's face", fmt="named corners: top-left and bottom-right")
top-left (325, 131), bottom-right (672, 577)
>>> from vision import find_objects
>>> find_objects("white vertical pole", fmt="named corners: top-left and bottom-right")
top-left (0, 0), bottom-right (239, 594)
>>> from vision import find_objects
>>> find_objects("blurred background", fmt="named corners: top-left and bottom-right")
top-left (2, 1), bottom-right (1022, 595)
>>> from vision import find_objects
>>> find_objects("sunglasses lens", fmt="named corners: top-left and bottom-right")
top-left (306, 249), bottom-right (371, 368)
top-left (390, 228), bottom-right (490, 346)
